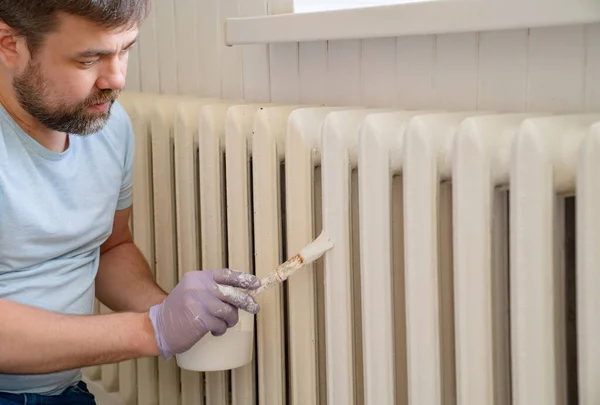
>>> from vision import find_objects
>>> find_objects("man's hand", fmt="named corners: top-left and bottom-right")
top-left (148, 269), bottom-right (261, 360)
top-left (0, 269), bottom-right (259, 374)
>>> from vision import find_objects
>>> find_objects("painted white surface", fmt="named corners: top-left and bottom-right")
top-left (90, 0), bottom-right (600, 404)
top-left (527, 26), bottom-right (587, 112)
top-left (117, 92), bottom-right (160, 405)
top-left (510, 115), bottom-right (600, 405)
top-left (294, 0), bottom-right (428, 13)
top-left (452, 113), bottom-right (549, 405)
top-left (403, 111), bottom-right (490, 405)
top-left (476, 30), bottom-right (528, 111)
top-left (225, 104), bottom-right (271, 405)
top-left (197, 104), bottom-right (234, 405)
top-left (578, 122), bottom-right (600, 405)
top-left (225, 0), bottom-right (600, 45)
top-left (149, 98), bottom-right (187, 405)
top-left (321, 109), bottom-right (391, 405)
top-left (357, 110), bottom-right (433, 405)
top-left (124, 0), bottom-right (600, 116)
top-left (172, 99), bottom-right (223, 405)
top-left (252, 106), bottom-right (302, 405)
top-left (285, 107), bottom-right (349, 405)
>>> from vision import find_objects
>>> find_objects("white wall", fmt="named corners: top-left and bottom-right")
top-left (293, 0), bottom-right (426, 13)
top-left (124, 0), bottom-right (600, 114)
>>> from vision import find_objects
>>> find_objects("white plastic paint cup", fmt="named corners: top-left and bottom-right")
top-left (175, 310), bottom-right (255, 371)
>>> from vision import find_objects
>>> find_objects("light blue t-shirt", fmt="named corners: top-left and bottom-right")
top-left (0, 100), bottom-right (134, 395)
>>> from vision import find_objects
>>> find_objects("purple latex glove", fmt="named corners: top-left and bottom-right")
top-left (148, 268), bottom-right (261, 360)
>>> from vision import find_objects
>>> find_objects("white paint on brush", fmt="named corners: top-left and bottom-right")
top-left (250, 230), bottom-right (334, 298)
top-left (299, 230), bottom-right (335, 263)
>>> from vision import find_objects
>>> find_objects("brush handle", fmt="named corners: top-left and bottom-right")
top-left (249, 254), bottom-right (304, 298)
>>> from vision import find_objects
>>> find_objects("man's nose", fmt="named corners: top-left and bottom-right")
top-left (95, 59), bottom-right (126, 91)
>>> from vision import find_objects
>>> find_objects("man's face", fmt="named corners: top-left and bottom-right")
top-left (12, 13), bottom-right (138, 135)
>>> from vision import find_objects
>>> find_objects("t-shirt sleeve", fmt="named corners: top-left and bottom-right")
top-left (116, 114), bottom-right (135, 210)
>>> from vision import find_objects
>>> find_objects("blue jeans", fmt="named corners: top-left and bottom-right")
top-left (0, 381), bottom-right (96, 404)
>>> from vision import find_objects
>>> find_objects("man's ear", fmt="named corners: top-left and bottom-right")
top-left (0, 22), bottom-right (27, 69)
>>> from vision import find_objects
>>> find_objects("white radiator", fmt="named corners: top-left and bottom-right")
top-left (83, 91), bottom-right (600, 405)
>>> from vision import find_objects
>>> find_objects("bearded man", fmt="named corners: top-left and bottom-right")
top-left (0, 2), bottom-right (261, 403)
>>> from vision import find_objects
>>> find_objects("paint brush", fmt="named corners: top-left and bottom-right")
top-left (249, 230), bottom-right (334, 298)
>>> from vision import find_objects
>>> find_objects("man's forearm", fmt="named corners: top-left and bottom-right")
top-left (96, 242), bottom-right (167, 313)
top-left (0, 298), bottom-right (158, 375)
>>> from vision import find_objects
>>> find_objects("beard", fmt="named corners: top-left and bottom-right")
top-left (13, 60), bottom-right (120, 136)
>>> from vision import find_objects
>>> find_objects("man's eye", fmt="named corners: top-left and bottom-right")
top-left (80, 60), bottom-right (96, 67)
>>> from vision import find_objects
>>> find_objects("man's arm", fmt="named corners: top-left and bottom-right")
top-left (0, 269), bottom-right (262, 374)
top-left (0, 298), bottom-right (158, 375)
top-left (96, 207), bottom-right (167, 313)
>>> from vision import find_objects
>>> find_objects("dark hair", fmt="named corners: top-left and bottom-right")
top-left (0, 0), bottom-right (150, 54)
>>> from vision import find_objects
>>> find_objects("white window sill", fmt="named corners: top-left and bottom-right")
top-left (224, 0), bottom-right (600, 45)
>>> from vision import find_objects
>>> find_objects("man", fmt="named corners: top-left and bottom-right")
top-left (0, 1), bottom-right (261, 403)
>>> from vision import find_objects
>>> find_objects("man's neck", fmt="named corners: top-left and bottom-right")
top-left (0, 88), bottom-right (68, 153)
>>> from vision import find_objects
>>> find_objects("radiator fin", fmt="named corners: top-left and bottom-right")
top-left (84, 92), bottom-right (600, 405)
